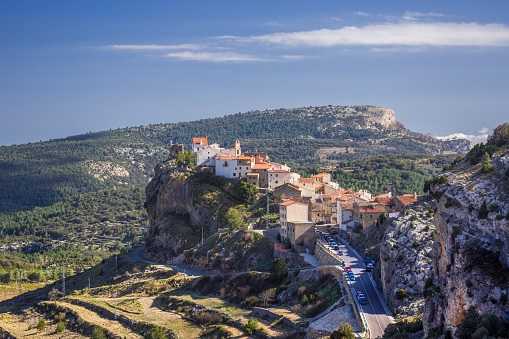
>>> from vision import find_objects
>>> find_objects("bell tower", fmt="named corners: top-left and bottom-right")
top-left (234, 139), bottom-right (241, 156)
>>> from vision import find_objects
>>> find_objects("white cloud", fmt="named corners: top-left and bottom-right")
top-left (164, 51), bottom-right (265, 63)
top-left (229, 22), bottom-right (509, 47)
top-left (354, 11), bottom-right (371, 17)
top-left (280, 54), bottom-right (308, 60)
top-left (109, 44), bottom-right (203, 51)
top-left (402, 11), bottom-right (446, 21)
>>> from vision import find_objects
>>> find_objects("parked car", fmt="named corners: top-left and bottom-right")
top-left (356, 291), bottom-right (368, 305)
top-left (365, 262), bottom-right (374, 271)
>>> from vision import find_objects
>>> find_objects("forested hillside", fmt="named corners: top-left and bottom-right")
top-left (0, 105), bottom-right (467, 283)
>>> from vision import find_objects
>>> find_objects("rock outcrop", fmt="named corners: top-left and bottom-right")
top-left (144, 162), bottom-right (239, 260)
top-left (424, 150), bottom-right (509, 336)
top-left (380, 204), bottom-right (435, 318)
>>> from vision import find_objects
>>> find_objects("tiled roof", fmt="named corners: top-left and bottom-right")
top-left (358, 204), bottom-right (386, 214)
top-left (252, 163), bottom-right (271, 170)
top-left (374, 194), bottom-right (392, 206)
top-left (192, 136), bottom-right (208, 145)
top-left (216, 154), bottom-right (253, 161)
top-left (396, 194), bottom-right (418, 206)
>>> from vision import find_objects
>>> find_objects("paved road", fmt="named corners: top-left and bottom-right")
top-left (337, 239), bottom-right (393, 338)
top-left (319, 236), bottom-right (393, 338)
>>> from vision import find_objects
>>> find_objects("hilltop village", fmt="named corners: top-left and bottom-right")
top-left (190, 136), bottom-right (418, 248)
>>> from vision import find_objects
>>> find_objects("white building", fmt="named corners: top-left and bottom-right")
top-left (279, 199), bottom-right (309, 241)
top-left (214, 155), bottom-right (254, 179)
top-left (268, 169), bottom-right (300, 190)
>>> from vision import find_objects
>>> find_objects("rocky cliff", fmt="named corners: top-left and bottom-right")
top-left (144, 161), bottom-right (240, 260)
top-left (424, 149), bottom-right (509, 336)
top-left (380, 203), bottom-right (435, 318)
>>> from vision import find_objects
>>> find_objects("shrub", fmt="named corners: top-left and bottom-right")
top-left (478, 201), bottom-right (489, 219)
top-left (91, 326), bottom-right (107, 339)
top-left (0, 272), bottom-right (11, 283)
top-left (330, 323), bottom-right (355, 339)
top-left (144, 326), bottom-right (168, 339)
top-left (36, 319), bottom-right (46, 331)
top-left (382, 317), bottom-right (423, 339)
top-left (55, 321), bottom-right (65, 333)
top-left (481, 153), bottom-right (494, 173)
top-left (224, 207), bottom-right (247, 230)
top-left (395, 288), bottom-right (407, 300)
top-left (27, 271), bottom-right (42, 282)
top-left (271, 258), bottom-right (288, 282)
top-left (244, 319), bottom-right (260, 335)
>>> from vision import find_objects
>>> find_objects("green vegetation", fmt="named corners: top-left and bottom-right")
top-left (329, 156), bottom-right (447, 194)
top-left (175, 150), bottom-right (196, 167)
top-left (244, 319), bottom-right (260, 335)
top-left (331, 323), bottom-right (355, 339)
top-left (457, 308), bottom-right (509, 339)
top-left (144, 326), bottom-right (169, 339)
top-left (91, 326), bottom-right (107, 339)
top-left (36, 319), bottom-right (46, 331)
top-left (0, 187), bottom-right (145, 281)
top-left (382, 316), bottom-right (422, 339)
top-left (481, 152), bottom-right (494, 173)
top-left (55, 320), bottom-right (66, 333)
top-left (271, 258), bottom-right (288, 282)
top-left (225, 207), bottom-right (248, 230)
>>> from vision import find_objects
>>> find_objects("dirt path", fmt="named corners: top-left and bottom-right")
top-left (53, 301), bottom-right (142, 339)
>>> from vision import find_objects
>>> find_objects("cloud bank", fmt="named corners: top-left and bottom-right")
top-left (164, 51), bottom-right (265, 63)
top-left (230, 22), bottom-right (509, 47)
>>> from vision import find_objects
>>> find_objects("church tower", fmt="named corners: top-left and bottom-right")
top-left (234, 139), bottom-right (241, 156)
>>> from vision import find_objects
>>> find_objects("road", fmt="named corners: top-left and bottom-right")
top-left (320, 236), bottom-right (394, 338)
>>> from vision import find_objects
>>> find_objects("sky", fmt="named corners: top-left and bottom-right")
top-left (1, 0), bottom-right (509, 145)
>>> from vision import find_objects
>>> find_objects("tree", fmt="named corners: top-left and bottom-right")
top-left (175, 150), bottom-right (196, 167)
top-left (330, 323), bottom-right (355, 339)
top-left (481, 152), bottom-right (494, 173)
top-left (271, 258), bottom-right (288, 282)
top-left (224, 207), bottom-right (247, 230)
top-left (238, 181), bottom-right (257, 203)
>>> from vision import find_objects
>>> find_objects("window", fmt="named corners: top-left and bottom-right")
top-left (223, 161), bottom-right (228, 167)
top-left (233, 173), bottom-right (236, 177)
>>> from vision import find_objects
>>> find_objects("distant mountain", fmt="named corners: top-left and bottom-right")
top-left (0, 105), bottom-right (468, 213)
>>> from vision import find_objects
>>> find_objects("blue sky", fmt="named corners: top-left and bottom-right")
top-left (1, 0), bottom-right (509, 145)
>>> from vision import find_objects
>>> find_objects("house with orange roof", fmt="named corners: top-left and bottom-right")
top-left (353, 202), bottom-right (388, 231)
top-left (394, 193), bottom-right (418, 211)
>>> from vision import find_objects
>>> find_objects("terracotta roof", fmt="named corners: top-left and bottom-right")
top-left (374, 194), bottom-right (392, 206)
top-left (358, 204), bottom-right (386, 214)
top-left (252, 163), bottom-right (271, 170)
top-left (216, 154), bottom-right (253, 161)
top-left (192, 136), bottom-right (208, 145)
top-left (396, 194), bottom-right (418, 206)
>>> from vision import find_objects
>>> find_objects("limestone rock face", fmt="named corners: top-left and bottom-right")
top-left (144, 162), bottom-right (235, 260)
top-left (424, 151), bottom-right (509, 335)
top-left (380, 204), bottom-right (435, 317)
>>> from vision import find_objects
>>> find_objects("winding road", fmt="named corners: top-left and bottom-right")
top-left (319, 235), bottom-right (394, 338)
